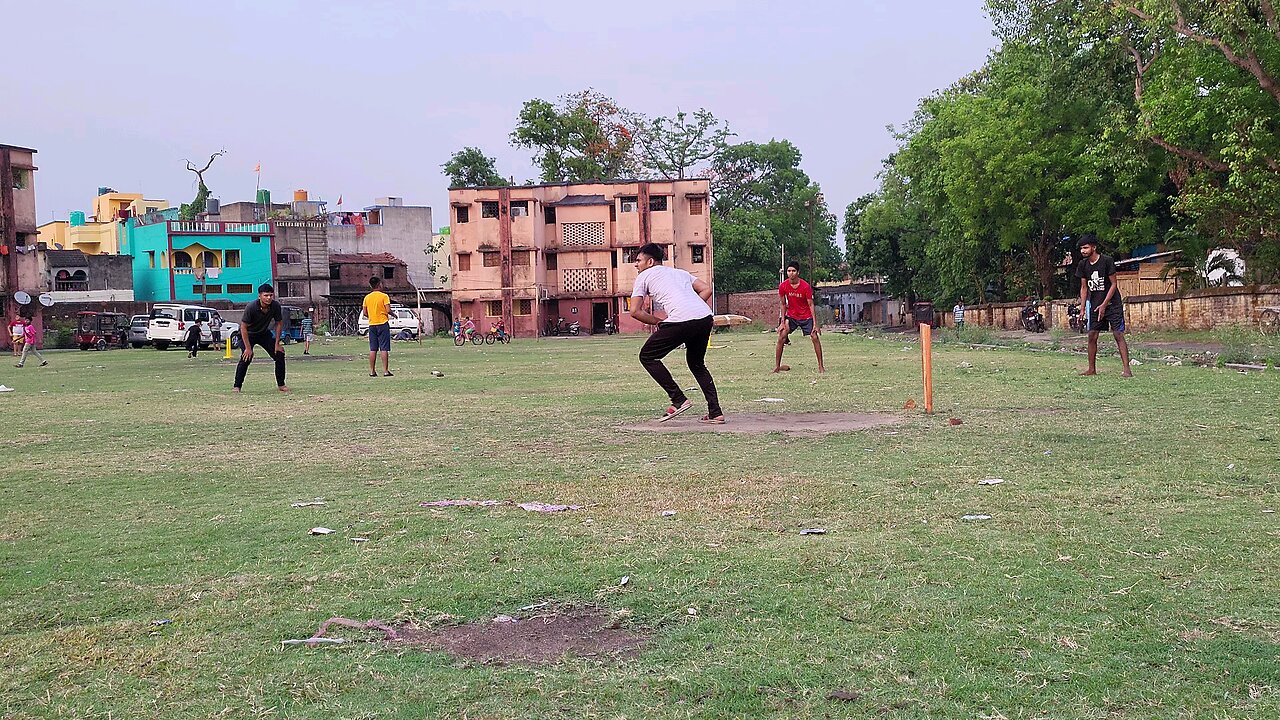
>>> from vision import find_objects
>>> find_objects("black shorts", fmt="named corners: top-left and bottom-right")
top-left (368, 323), bottom-right (391, 352)
top-left (1087, 303), bottom-right (1126, 333)
top-left (786, 317), bottom-right (814, 336)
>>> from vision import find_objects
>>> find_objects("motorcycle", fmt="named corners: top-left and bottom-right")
top-left (1020, 302), bottom-right (1046, 333)
top-left (603, 315), bottom-right (618, 335)
top-left (549, 317), bottom-right (581, 336)
top-left (1067, 303), bottom-right (1084, 332)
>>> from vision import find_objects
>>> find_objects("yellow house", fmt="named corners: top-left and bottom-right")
top-left (37, 192), bottom-right (168, 255)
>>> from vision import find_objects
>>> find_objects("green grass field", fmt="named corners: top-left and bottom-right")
top-left (2, 332), bottom-right (1277, 719)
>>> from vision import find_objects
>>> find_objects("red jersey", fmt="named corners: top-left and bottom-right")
top-left (779, 279), bottom-right (814, 321)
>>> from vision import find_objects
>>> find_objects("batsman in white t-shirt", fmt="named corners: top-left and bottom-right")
top-left (629, 243), bottom-right (724, 424)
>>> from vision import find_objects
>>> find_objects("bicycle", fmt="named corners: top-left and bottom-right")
top-left (484, 331), bottom-right (512, 345)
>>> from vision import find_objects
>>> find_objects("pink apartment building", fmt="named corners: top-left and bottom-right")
top-left (448, 179), bottom-right (713, 336)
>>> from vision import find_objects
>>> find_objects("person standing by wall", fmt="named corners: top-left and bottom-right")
top-left (9, 315), bottom-right (25, 357)
top-left (363, 277), bottom-right (392, 377)
top-left (953, 300), bottom-right (966, 329)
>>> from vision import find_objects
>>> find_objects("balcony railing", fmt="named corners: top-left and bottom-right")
top-left (167, 221), bottom-right (270, 234)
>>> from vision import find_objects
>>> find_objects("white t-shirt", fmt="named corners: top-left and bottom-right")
top-left (632, 265), bottom-right (712, 324)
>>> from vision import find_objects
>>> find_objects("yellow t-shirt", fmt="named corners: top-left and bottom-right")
top-left (363, 291), bottom-right (391, 326)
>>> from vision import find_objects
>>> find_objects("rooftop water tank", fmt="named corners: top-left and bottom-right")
top-left (294, 189), bottom-right (308, 202)
top-left (205, 198), bottom-right (220, 215)
top-left (70, 211), bottom-right (86, 227)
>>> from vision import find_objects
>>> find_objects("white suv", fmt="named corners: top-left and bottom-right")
top-left (147, 304), bottom-right (217, 350)
top-left (358, 305), bottom-right (420, 339)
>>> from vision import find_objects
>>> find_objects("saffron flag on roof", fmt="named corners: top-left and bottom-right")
top-left (336, 195), bottom-right (342, 206)
top-left (253, 163), bottom-right (261, 173)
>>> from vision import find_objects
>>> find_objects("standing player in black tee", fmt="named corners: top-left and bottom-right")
top-left (233, 283), bottom-right (290, 392)
top-left (1075, 235), bottom-right (1132, 377)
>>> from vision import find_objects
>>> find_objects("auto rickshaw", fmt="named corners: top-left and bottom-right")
top-left (281, 305), bottom-right (306, 343)
top-left (77, 311), bottom-right (130, 350)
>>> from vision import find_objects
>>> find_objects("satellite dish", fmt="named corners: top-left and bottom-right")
top-left (13, 291), bottom-right (31, 305)
top-left (54, 243), bottom-right (64, 250)
top-left (38, 293), bottom-right (54, 307)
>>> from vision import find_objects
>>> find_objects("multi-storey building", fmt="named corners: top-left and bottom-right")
top-left (219, 196), bottom-right (331, 319)
top-left (38, 189), bottom-right (169, 255)
top-left (448, 179), bottom-right (713, 336)
top-left (121, 214), bottom-right (275, 304)
top-left (1, 142), bottom-right (44, 349)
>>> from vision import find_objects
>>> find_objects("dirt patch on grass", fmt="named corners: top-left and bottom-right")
top-left (397, 607), bottom-right (645, 665)
top-left (625, 411), bottom-right (898, 436)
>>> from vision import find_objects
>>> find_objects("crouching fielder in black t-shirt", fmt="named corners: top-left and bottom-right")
top-left (233, 283), bottom-right (290, 392)
top-left (1074, 235), bottom-right (1132, 377)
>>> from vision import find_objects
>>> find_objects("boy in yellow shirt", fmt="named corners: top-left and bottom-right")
top-left (362, 276), bottom-right (393, 377)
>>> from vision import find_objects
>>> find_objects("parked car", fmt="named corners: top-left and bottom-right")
top-left (147, 304), bottom-right (216, 350)
top-left (128, 314), bottom-right (151, 348)
top-left (358, 305), bottom-right (419, 339)
top-left (220, 320), bottom-right (241, 348)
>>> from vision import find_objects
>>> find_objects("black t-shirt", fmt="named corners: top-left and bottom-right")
top-left (241, 299), bottom-right (282, 335)
top-left (1075, 255), bottom-right (1121, 310)
top-left (185, 323), bottom-right (202, 342)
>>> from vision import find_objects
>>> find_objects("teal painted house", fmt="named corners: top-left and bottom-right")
top-left (122, 215), bottom-right (276, 303)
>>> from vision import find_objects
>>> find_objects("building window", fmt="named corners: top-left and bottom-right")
top-left (619, 196), bottom-right (638, 213)
top-left (456, 205), bottom-right (470, 223)
top-left (457, 253), bottom-right (472, 271)
top-left (622, 247), bottom-right (641, 263)
top-left (562, 221), bottom-right (606, 247)
top-left (11, 169), bottom-right (29, 189)
top-left (562, 267), bottom-right (608, 293)
top-left (544, 206), bottom-right (556, 224)
top-left (612, 250), bottom-right (618, 268)
top-left (54, 269), bottom-right (89, 292)
top-left (513, 251), bottom-right (530, 266)
top-left (203, 285), bottom-right (222, 294)
top-left (649, 195), bottom-right (669, 212)
top-left (545, 252), bottom-right (558, 270)
top-left (483, 251), bottom-right (499, 267)
top-left (383, 266), bottom-right (395, 280)
top-left (510, 201), bottom-right (528, 217)
top-left (251, 236), bottom-right (262, 243)
top-left (689, 196), bottom-right (705, 215)
top-left (486, 300), bottom-right (502, 317)
top-left (609, 204), bottom-right (616, 222)
top-left (145, 206), bottom-right (158, 213)
top-left (623, 296), bottom-right (632, 311)
top-left (276, 248), bottom-right (302, 264)
top-left (147, 251), bottom-right (156, 269)
top-left (516, 299), bottom-right (532, 315)
top-left (227, 283), bottom-right (253, 294)
top-left (692, 245), bottom-right (705, 264)
top-left (481, 201), bottom-right (499, 218)
top-left (226, 249), bottom-right (241, 268)
top-left (277, 281), bottom-right (304, 297)
top-left (200, 250), bottom-right (220, 267)
top-left (329, 264), bottom-right (341, 279)
top-left (172, 250), bottom-right (193, 268)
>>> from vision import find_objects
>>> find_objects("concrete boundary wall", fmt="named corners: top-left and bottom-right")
top-left (963, 286), bottom-right (1280, 332)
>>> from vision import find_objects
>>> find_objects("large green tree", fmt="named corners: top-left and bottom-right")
top-left (988, 0), bottom-right (1280, 282)
top-left (442, 147), bottom-right (506, 188)
top-left (709, 140), bottom-right (840, 292)
top-left (510, 89), bottom-right (637, 182)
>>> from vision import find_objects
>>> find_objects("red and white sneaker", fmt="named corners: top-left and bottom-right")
top-left (698, 415), bottom-right (726, 424)
top-left (658, 399), bottom-right (692, 422)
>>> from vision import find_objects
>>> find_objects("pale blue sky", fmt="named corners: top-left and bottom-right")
top-left (3, 0), bottom-right (997, 230)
